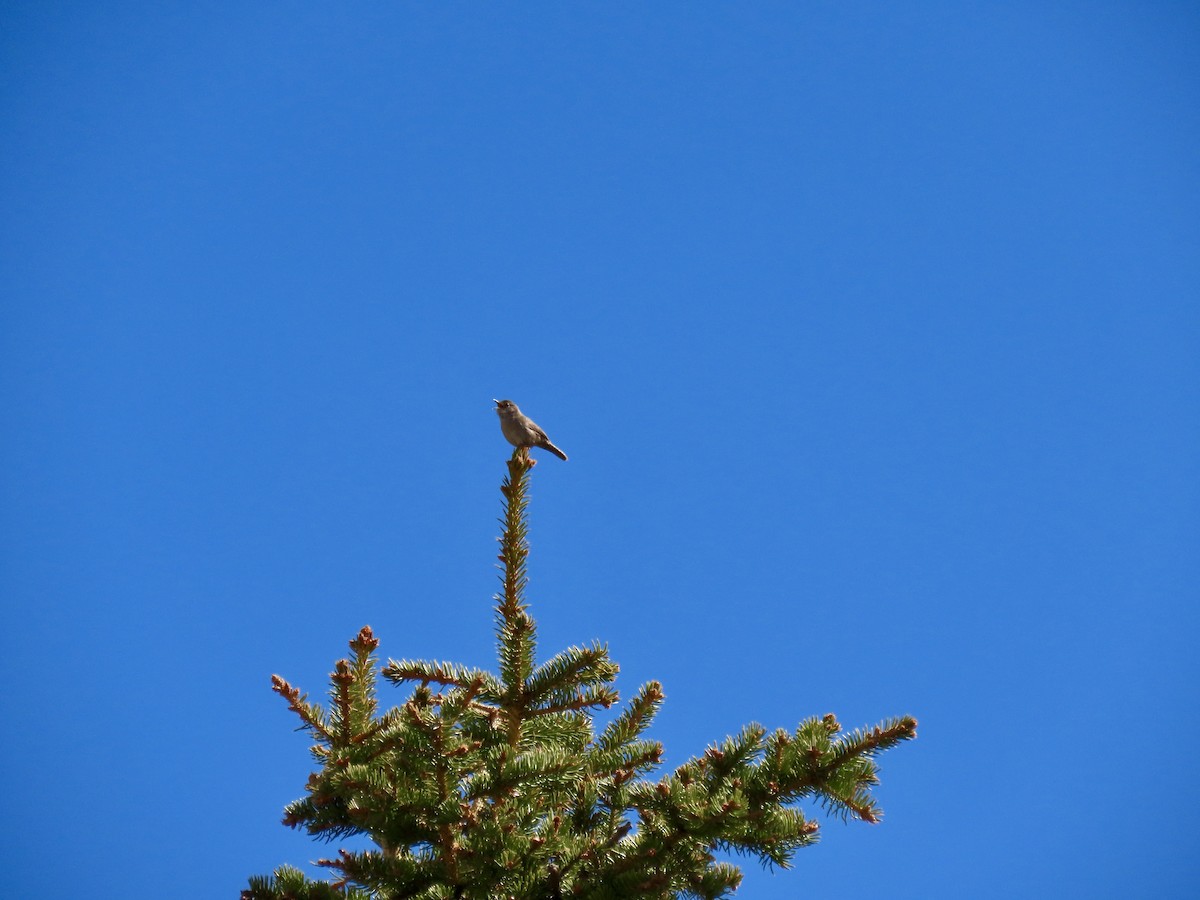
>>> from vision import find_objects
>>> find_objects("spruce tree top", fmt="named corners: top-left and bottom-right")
top-left (244, 451), bottom-right (916, 899)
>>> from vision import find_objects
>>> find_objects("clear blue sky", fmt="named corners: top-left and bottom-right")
top-left (2, 3), bottom-right (1197, 897)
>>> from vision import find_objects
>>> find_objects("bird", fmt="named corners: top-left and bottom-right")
top-left (494, 399), bottom-right (568, 461)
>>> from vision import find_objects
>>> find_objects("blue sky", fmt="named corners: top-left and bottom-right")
top-left (2, 3), bottom-right (1197, 897)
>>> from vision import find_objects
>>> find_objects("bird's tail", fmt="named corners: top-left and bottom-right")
top-left (544, 442), bottom-right (568, 461)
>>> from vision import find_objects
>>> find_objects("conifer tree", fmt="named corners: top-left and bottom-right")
top-left (244, 452), bottom-right (916, 899)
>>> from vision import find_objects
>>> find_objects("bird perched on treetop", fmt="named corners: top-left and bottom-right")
top-left (494, 399), bottom-right (568, 461)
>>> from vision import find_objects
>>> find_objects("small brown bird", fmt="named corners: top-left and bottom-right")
top-left (494, 399), bottom-right (568, 461)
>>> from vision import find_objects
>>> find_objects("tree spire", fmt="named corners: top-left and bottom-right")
top-left (244, 451), bottom-right (916, 899)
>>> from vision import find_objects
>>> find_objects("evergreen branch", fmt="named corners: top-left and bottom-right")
top-left (318, 847), bottom-right (439, 897)
top-left (699, 724), bottom-right (767, 781)
top-left (815, 785), bottom-right (883, 824)
top-left (495, 452), bottom-right (539, 747)
top-left (346, 626), bottom-right (380, 731)
top-left (462, 746), bottom-right (584, 800)
top-left (428, 709), bottom-right (463, 887)
top-left (271, 675), bottom-right (333, 744)
top-left (330, 660), bottom-right (355, 744)
top-left (524, 642), bottom-right (619, 704)
top-left (242, 863), bottom-right (372, 899)
top-left (495, 452), bottom-right (532, 624)
top-left (829, 716), bottom-right (919, 766)
top-left (595, 681), bottom-right (664, 752)
top-left (531, 685), bottom-right (620, 718)
top-left (496, 612), bottom-right (537, 705)
top-left (522, 710), bottom-right (595, 759)
top-left (352, 706), bottom-right (410, 750)
top-left (382, 658), bottom-right (502, 700)
top-left (589, 739), bottom-right (664, 783)
top-left (687, 861), bottom-right (743, 900)
top-left (437, 678), bottom-right (496, 725)
top-left (760, 715), bottom-right (918, 825)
